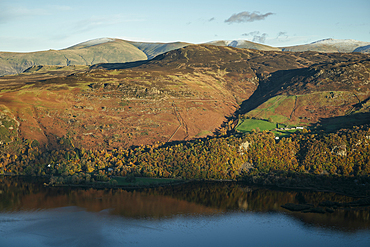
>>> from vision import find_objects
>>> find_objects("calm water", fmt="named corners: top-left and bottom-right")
top-left (0, 177), bottom-right (370, 247)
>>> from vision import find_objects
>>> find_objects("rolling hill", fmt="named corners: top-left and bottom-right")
top-left (2, 37), bottom-right (370, 77)
top-left (0, 38), bottom-right (189, 76)
top-left (1, 44), bottom-right (369, 152)
top-left (0, 39), bottom-right (146, 76)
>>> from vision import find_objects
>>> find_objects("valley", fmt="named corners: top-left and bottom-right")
top-left (2, 1), bottom-right (370, 245)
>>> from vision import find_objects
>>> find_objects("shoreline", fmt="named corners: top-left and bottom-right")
top-left (3, 173), bottom-right (370, 199)
top-left (3, 175), bottom-right (370, 213)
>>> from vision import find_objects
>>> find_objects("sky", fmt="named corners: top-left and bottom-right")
top-left (1, 0), bottom-right (369, 52)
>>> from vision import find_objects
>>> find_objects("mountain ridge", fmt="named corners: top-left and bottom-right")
top-left (282, 38), bottom-right (370, 53)
top-left (1, 37), bottom-right (370, 76)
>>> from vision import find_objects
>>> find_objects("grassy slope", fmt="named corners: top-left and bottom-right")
top-left (64, 40), bottom-right (148, 64)
top-left (0, 40), bottom-right (190, 76)
top-left (238, 57), bottom-right (370, 131)
top-left (236, 119), bottom-right (276, 132)
top-left (235, 118), bottom-right (298, 137)
top-left (0, 40), bottom-right (148, 76)
top-left (242, 91), bottom-right (365, 125)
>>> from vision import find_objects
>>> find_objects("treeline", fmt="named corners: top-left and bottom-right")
top-left (1, 127), bottom-right (370, 185)
top-left (0, 177), bottom-right (358, 213)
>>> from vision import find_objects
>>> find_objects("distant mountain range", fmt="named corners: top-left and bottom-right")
top-left (281, 38), bottom-right (370, 53)
top-left (205, 40), bottom-right (280, 51)
top-left (0, 38), bottom-right (369, 76)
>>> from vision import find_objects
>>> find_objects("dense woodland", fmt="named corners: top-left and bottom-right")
top-left (1, 126), bottom-right (370, 187)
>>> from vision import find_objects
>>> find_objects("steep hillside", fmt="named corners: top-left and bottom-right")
top-left (1, 46), bottom-right (253, 149)
top-left (1, 44), bottom-right (369, 152)
top-left (239, 58), bottom-right (370, 128)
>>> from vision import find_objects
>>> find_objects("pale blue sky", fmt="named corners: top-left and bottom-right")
top-left (1, 0), bottom-right (369, 52)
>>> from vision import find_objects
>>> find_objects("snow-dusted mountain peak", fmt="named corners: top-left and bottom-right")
top-left (311, 38), bottom-right (370, 46)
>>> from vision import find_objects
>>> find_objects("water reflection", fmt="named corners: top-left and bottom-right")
top-left (2, 208), bottom-right (369, 247)
top-left (0, 208), bottom-right (121, 247)
top-left (0, 176), bottom-right (369, 232)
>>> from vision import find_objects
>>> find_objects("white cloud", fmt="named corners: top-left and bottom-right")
top-left (225, 11), bottom-right (274, 24)
top-left (277, 32), bottom-right (288, 39)
top-left (242, 31), bottom-right (267, 43)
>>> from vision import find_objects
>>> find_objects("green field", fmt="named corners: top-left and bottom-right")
top-left (236, 118), bottom-right (304, 137)
top-left (236, 119), bottom-right (276, 132)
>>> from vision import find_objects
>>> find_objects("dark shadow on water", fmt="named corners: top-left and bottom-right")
top-left (0, 176), bottom-right (369, 233)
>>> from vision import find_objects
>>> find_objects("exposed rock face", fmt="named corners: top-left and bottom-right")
top-left (331, 144), bottom-right (347, 156)
top-left (239, 162), bottom-right (254, 173)
top-left (0, 109), bottom-right (19, 144)
top-left (239, 141), bottom-right (251, 153)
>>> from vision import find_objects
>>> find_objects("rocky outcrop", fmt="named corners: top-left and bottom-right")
top-left (331, 144), bottom-right (347, 156)
top-left (239, 141), bottom-right (251, 153)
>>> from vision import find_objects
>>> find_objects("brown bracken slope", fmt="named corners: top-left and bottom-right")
top-left (0, 45), bottom-right (369, 150)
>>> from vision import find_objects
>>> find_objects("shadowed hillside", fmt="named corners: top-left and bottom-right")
top-left (128, 41), bottom-right (190, 59)
top-left (238, 58), bottom-right (370, 126)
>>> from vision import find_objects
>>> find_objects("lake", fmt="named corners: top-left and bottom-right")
top-left (0, 176), bottom-right (369, 247)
